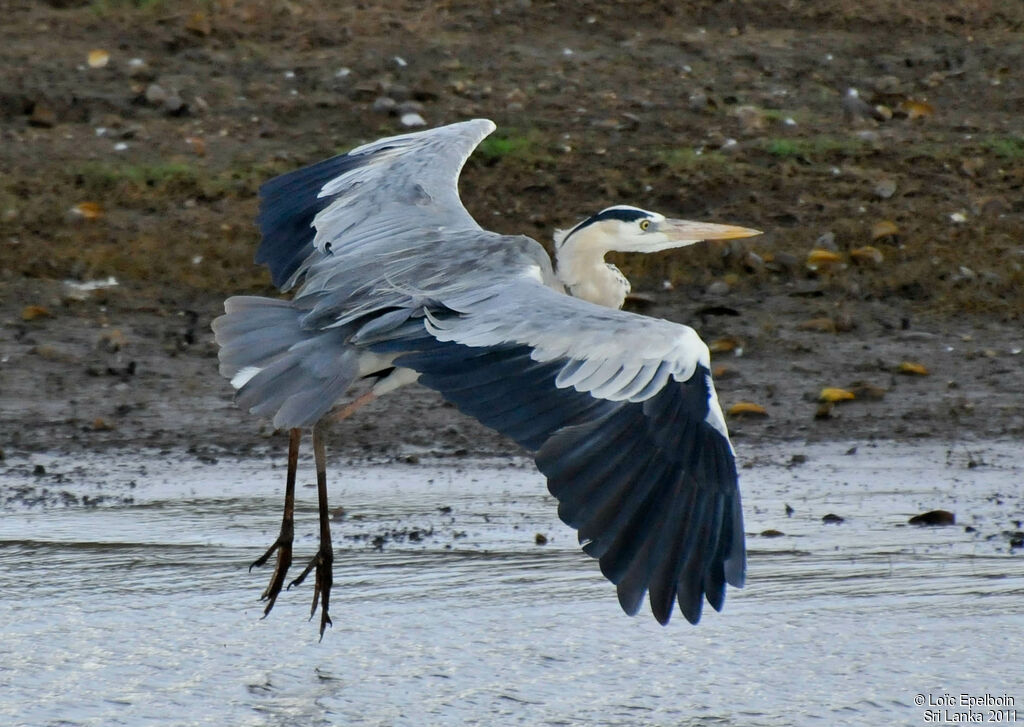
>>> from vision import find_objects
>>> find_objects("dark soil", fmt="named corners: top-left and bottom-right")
top-left (2, 1), bottom-right (1022, 464)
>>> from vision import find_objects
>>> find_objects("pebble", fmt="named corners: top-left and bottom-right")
top-left (400, 112), bottom-right (426, 127)
top-left (706, 281), bottom-right (730, 296)
top-left (372, 96), bottom-right (397, 114)
top-left (873, 178), bottom-right (897, 199)
top-left (397, 100), bottom-right (423, 115)
top-left (145, 83), bottom-right (168, 105)
top-left (815, 231), bottom-right (838, 251)
top-left (908, 510), bottom-right (956, 526)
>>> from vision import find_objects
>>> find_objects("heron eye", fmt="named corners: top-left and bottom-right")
top-left (639, 219), bottom-right (650, 231)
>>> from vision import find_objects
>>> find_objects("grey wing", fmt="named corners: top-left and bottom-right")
top-left (370, 280), bottom-right (746, 625)
top-left (256, 118), bottom-right (497, 290)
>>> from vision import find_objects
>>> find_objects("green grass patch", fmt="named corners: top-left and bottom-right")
top-left (982, 136), bottom-right (1024, 159)
top-left (477, 135), bottom-right (528, 159)
top-left (89, 0), bottom-right (173, 15)
top-left (761, 136), bottom-right (868, 159)
top-left (71, 159), bottom-right (282, 204)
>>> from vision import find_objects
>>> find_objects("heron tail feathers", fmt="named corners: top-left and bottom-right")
top-left (212, 296), bottom-right (359, 429)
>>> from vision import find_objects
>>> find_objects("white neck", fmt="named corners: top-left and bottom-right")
top-left (554, 226), bottom-right (630, 309)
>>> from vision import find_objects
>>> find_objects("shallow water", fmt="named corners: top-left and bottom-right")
top-left (1, 441), bottom-right (1022, 726)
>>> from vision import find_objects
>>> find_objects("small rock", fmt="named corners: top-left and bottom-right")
top-left (908, 510), bottom-right (955, 526)
top-left (822, 513), bottom-right (845, 524)
top-left (760, 529), bottom-right (785, 538)
top-left (733, 105), bottom-right (767, 134)
top-left (785, 504), bottom-right (795, 517)
top-left (145, 83), bottom-right (168, 105)
top-left (706, 280), bottom-right (730, 296)
top-left (873, 178), bottom-right (897, 199)
top-left (163, 93), bottom-right (185, 115)
top-left (534, 533), bottom-right (548, 545)
top-left (126, 58), bottom-right (153, 80)
top-left (397, 100), bottom-right (423, 115)
top-left (371, 96), bottom-right (396, 114)
top-left (688, 92), bottom-right (712, 112)
top-left (400, 112), bottom-right (426, 127)
top-left (815, 231), bottom-right (838, 251)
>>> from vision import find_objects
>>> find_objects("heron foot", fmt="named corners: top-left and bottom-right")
top-left (250, 531), bottom-right (293, 617)
top-left (289, 544), bottom-right (333, 639)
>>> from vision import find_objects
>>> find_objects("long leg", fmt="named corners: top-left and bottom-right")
top-left (249, 427), bottom-right (300, 616)
top-left (290, 419), bottom-right (333, 639)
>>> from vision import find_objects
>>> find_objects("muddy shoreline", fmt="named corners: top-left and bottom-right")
top-left (2, 276), bottom-right (1021, 466)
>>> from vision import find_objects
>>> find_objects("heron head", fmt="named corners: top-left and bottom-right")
top-left (554, 205), bottom-right (761, 254)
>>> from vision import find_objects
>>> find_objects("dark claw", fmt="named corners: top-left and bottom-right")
top-left (289, 546), bottom-right (333, 639)
top-left (250, 533), bottom-right (293, 617)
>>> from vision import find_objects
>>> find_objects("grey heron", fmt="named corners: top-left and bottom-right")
top-left (212, 119), bottom-right (760, 637)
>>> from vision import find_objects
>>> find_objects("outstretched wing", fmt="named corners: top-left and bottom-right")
top-left (257, 118), bottom-right (497, 290)
top-left (368, 280), bottom-right (746, 625)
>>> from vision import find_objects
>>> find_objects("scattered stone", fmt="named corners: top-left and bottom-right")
top-left (815, 231), bottom-right (838, 251)
top-left (372, 96), bottom-right (396, 114)
top-left (400, 112), bottom-right (426, 127)
top-left (163, 92), bottom-right (185, 115)
top-left (785, 503), bottom-right (795, 517)
top-left (822, 513), bottom-right (845, 524)
top-left (688, 92), bottom-right (712, 112)
top-left (397, 100), bottom-right (424, 115)
top-left (706, 280), bottom-right (730, 296)
top-left (126, 58), bottom-right (153, 80)
top-left (733, 105), bottom-right (767, 134)
top-left (145, 83), bottom-right (168, 105)
top-left (908, 510), bottom-right (955, 526)
top-left (534, 533), bottom-right (548, 545)
top-left (33, 464), bottom-right (46, 476)
top-left (873, 178), bottom-right (897, 199)
top-left (760, 529), bottom-right (785, 537)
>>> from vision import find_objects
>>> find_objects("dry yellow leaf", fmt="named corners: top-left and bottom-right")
top-left (185, 136), bottom-right (207, 156)
top-left (798, 317), bottom-right (837, 333)
top-left (712, 364), bottom-right (738, 379)
top-left (898, 361), bottom-right (929, 376)
top-left (806, 249), bottom-right (842, 265)
top-left (709, 336), bottom-right (741, 354)
top-left (819, 387), bottom-right (855, 403)
top-left (871, 220), bottom-right (899, 240)
top-left (70, 201), bottom-right (104, 220)
top-left (186, 11), bottom-right (212, 35)
top-left (87, 49), bottom-right (110, 68)
top-left (728, 401), bottom-right (768, 418)
top-left (850, 245), bottom-right (884, 264)
top-left (22, 305), bottom-right (52, 321)
top-left (899, 99), bottom-right (935, 120)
